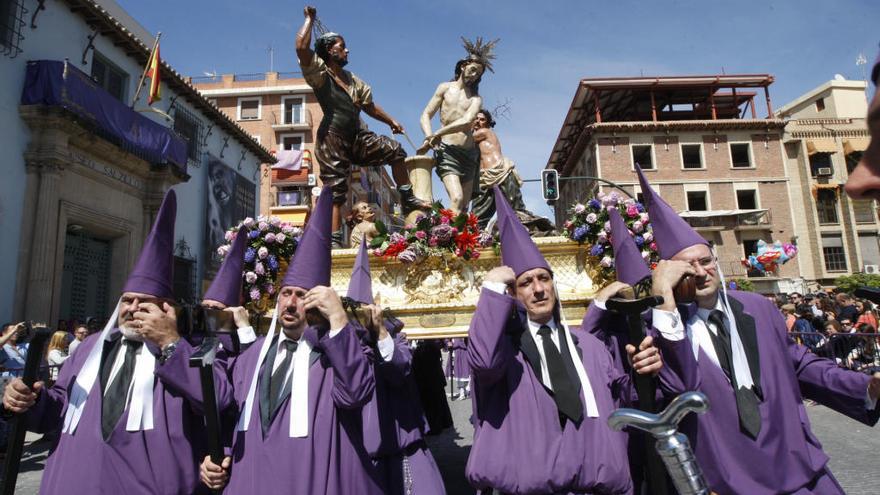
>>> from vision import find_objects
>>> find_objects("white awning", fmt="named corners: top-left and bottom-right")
top-left (679, 209), bottom-right (767, 218)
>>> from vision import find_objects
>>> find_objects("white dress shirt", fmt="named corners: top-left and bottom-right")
top-left (527, 317), bottom-right (562, 391)
top-left (103, 337), bottom-right (147, 408)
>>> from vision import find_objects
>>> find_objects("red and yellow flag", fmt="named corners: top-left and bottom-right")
top-left (145, 44), bottom-right (161, 105)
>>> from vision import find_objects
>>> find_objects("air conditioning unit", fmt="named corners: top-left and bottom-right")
top-left (865, 264), bottom-right (880, 274)
top-left (307, 173), bottom-right (316, 186)
top-left (816, 167), bottom-right (833, 177)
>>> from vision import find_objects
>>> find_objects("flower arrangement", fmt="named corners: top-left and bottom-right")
top-left (217, 215), bottom-right (303, 311)
top-left (370, 203), bottom-right (494, 263)
top-left (563, 192), bottom-right (660, 283)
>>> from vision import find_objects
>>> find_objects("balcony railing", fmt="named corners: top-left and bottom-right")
top-left (271, 108), bottom-right (312, 128)
top-left (683, 209), bottom-right (771, 230)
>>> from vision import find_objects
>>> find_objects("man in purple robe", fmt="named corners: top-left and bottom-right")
top-left (636, 164), bottom-right (880, 494)
top-left (465, 187), bottom-right (663, 495)
top-left (445, 338), bottom-right (470, 400)
top-left (3, 190), bottom-right (213, 495)
top-left (197, 187), bottom-right (383, 494)
top-left (348, 238), bottom-right (446, 495)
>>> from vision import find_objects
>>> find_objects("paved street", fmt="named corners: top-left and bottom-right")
top-left (6, 398), bottom-right (880, 494)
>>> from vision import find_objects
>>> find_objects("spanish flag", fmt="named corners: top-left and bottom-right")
top-left (145, 43), bottom-right (161, 105)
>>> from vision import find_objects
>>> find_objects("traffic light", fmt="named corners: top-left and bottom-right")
top-left (542, 169), bottom-right (560, 201)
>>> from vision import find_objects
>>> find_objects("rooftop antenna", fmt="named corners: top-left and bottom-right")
top-left (268, 45), bottom-right (274, 73)
top-left (857, 53), bottom-right (869, 102)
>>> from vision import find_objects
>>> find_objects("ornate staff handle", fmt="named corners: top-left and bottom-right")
top-left (608, 391), bottom-right (711, 495)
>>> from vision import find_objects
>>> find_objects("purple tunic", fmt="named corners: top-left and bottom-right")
top-left (657, 291), bottom-right (879, 495)
top-left (466, 289), bottom-right (634, 495)
top-left (363, 333), bottom-right (446, 495)
top-left (219, 324), bottom-right (384, 494)
top-left (445, 338), bottom-right (471, 380)
top-left (27, 332), bottom-right (208, 495)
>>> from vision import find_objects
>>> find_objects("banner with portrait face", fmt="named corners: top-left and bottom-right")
top-left (204, 156), bottom-right (256, 273)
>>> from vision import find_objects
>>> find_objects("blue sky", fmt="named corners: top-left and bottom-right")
top-left (118, 0), bottom-right (879, 219)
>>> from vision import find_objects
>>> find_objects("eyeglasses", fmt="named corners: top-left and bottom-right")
top-left (685, 257), bottom-right (716, 270)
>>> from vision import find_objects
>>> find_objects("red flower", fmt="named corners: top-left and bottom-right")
top-left (383, 240), bottom-right (409, 258)
top-left (455, 230), bottom-right (479, 252)
top-left (466, 213), bottom-right (479, 229)
top-left (439, 208), bottom-right (455, 219)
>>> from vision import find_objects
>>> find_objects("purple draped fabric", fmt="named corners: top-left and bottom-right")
top-left (21, 60), bottom-right (187, 171)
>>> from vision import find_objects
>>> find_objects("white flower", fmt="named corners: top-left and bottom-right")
top-left (258, 221), bottom-right (269, 232)
top-left (574, 203), bottom-right (586, 214)
top-left (216, 245), bottom-right (230, 257)
top-left (242, 217), bottom-right (255, 227)
top-left (269, 216), bottom-right (281, 226)
top-left (600, 256), bottom-right (613, 268)
top-left (642, 250), bottom-right (651, 260)
top-left (224, 230), bottom-right (235, 242)
top-left (586, 213), bottom-right (598, 224)
top-left (257, 246), bottom-right (269, 259)
top-left (245, 271), bottom-right (257, 283)
top-left (275, 233), bottom-right (287, 244)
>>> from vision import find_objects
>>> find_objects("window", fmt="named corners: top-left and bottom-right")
top-left (846, 151), bottom-right (863, 175)
top-left (743, 239), bottom-right (759, 258)
top-left (821, 234), bottom-right (847, 272)
top-left (280, 134), bottom-right (303, 151)
top-left (277, 186), bottom-right (310, 206)
top-left (0, 0), bottom-right (26, 58)
top-left (173, 256), bottom-right (197, 304)
top-left (282, 97), bottom-right (304, 124)
top-left (853, 199), bottom-right (876, 224)
top-left (636, 192), bottom-right (646, 205)
top-left (815, 98), bottom-right (825, 112)
top-left (686, 191), bottom-right (708, 211)
top-left (810, 152), bottom-right (833, 177)
top-left (730, 142), bottom-right (752, 168)
top-left (632, 145), bottom-right (654, 170)
top-left (238, 97), bottom-right (261, 120)
top-left (816, 189), bottom-right (839, 224)
top-left (173, 107), bottom-right (203, 162)
top-left (859, 233), bottom-right (880, 267)
top-left (681, 144), bottom-right (703, 169)
top-left (91, 53), bottom-right (128, 102)
top-left (736, 189), bottom-right (758, 210)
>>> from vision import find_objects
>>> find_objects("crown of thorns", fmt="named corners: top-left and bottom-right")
top-left (461, 36), bottom-right (499, 73)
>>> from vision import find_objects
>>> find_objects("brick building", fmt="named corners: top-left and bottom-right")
top-left (776, 79), bottom-right (873, 286)
top-left (192, 72), bottom-right (400, 238)
top-left (546, 75), bottom-right (801, 293)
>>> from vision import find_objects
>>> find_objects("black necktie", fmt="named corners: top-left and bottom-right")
top-left (537, 325), bottom-right (583, 423)
top-left (269, 340), bottom-right (298, 416)
top-left (101, 339), bottom-right (143, 441)
top-left (707, 310), bottom-right (762, 439)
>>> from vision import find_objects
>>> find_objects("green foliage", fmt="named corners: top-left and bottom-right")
top-left (728, 278), bottom-right (755, 292)
top-left (833, 273), bottom-right (880, 293)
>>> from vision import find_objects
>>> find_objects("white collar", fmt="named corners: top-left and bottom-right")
top-left (527, 317), bottom-right (557, 337)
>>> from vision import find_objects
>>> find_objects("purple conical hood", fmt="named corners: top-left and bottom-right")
top-left (635, 164), bottom-right (708, 260)
top-left (123, 189), bottom-right (176, 299)
top-left (494, 187), bottom-right (551, 278)
top-left (347, 238), bottom-right (374, 304)
top-left (608, 207), bottom-right (651, 285)
top-left (203, 226), bottom-right (247, 307)
top-left (281, 186), bottom-right (332, 290)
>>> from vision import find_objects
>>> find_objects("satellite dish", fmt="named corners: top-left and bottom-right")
top-left (833, 74), bottom-right (845, 81)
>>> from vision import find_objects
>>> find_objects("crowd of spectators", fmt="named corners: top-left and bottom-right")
top-left (775, 291), bottom-right (880, 373)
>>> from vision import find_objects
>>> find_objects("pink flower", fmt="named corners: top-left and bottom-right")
top-left (471, 250), bottom-right (481, 260)
top-left (415, 231), bottom-right (427, 240)
top-left (258, 246), bottom-right (269, 259)
top-left (450, 227), bottom-right (458, 235)
top-left (264, 233), bottom-right (276, 243)
top-left (224, 230), bottom-right (235, 242)
top-left (440, 216), bottom-right (450, 225)
top-left (242, 217), bottom-right (255, 227)
top-left (597, 231), bottom-right (608, 244)
top-left (626, 205), bottom-right (639, 218)
top-left (428, 237), bottom-right (439, 247)
top-left (564, 220), bottom-right (573, 229)
top-left (265, 284), bottom-right (275, 295)
top-left (258, 221), bottom-right (269, 231)
top-left (281, 225), bottom-right (295, 235)
top-left (275, 233), bottom-right (287, 244)
top-left (245, 271), bottom-right (257, 284)
top-left (249, 288), bottom-right (260, 301)
top-left (254, 262), bottom-right (265, 275)
top-left (650, 242), bottom-right (657, 250)
top-left (269, 216), bottom-right (281, 226)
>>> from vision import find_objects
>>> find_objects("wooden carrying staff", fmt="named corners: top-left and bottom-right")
top-left (2, 323), bottom-right (53, 495)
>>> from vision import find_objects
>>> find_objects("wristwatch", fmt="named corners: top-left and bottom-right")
top-left (158, 340), bottom-right (179, 364)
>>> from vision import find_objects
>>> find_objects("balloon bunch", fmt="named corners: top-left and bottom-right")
top-left (741, 240), bottom-right (798, 275)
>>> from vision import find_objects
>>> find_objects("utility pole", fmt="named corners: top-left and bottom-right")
top-left (268, 45), bottom-right (274, 73)
top-left (857, 53), bottom-right (869, 103)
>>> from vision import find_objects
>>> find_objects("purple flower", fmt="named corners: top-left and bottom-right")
top-left (254, 262), bottom-right (265, 275)
top-left (248, 230), bottom-right (260, 239)
top-left (264, 233), bottom-right (276, 244)
top-left (587, 198), bottom-right (601, 209)
top-left (431, 224), bottom-right (453, 243)
top-left (242, 217), bottom-right (255, 227)
top-left (600, 256), bottom-right (613, 268)
top-left (397, 249), bottom-right (418, 263)
top-left (573, 203), bottom-right (586, 214)
top-left (478, 231), bottom-right (494, 247)
top-left (264, 284), bottom-right (275, 295)
top-left (249, 287), bottom-right (261, 301)
top-left (573, 225), bottom-right (589, 242)
top-left (275, 233), bottom-right (287, 244)
top-left (269, 216), bottom-right (281, 226)
top-left (390, 232), bottom-right (406, 243)
top-left (258, 221), bottom-right (269, 231)
top-left (267, 254), bottom-right (279, 270)
top-left (590, 244), bottom-right (604, 256)
top-left (636, 203), bottom-right (645, 213)
top-left (634, 235), bottom-right (645, 247)
top-left (244, 247), bottom-right (256, 263)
